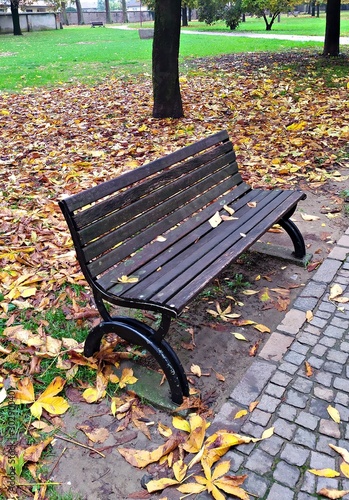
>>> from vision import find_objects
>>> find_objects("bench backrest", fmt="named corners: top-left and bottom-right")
top-left (59, 130), bottom-right (248, 286)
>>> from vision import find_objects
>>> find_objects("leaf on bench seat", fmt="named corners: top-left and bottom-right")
top-left (208, 211), bottom-right (222, 228)
top-left (117, 275), bottom-right (139, 284)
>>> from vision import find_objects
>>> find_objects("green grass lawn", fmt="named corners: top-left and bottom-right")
top-left (180, 11), bottom-right (349, 36)
top-left (0, 25), bottom-right (324, 92)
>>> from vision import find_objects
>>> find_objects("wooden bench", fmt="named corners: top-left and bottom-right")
top-left (91, 21), bottom-right (105, 27)
top-left (59, 130), bottom-right (306, 404)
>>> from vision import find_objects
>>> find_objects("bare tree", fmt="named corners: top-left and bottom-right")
top-left (10, 0), bottom-right (22, 35)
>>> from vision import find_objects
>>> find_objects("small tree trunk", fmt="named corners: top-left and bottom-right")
top-left (152, 0), bottom-right (183, 118)
top-left (61, 1), bottom-right (69, 25)
top-left (323, 0), bottom-right (340, 56)
top-left (75, 0), bottom-right (85, 25)
top-left (182, 5), bottom-right (188, 26)
top-left (105, 0), bottom-right (111, 23)
top-left (11, 0), bottom-right (22, 35)
top-left (121, 0), bottom-right (128, 23)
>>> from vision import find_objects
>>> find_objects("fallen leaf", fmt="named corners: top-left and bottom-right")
top-left (301, 213), bottom-right (320, 221)
top-left (317, 488), bottom-right (349, 499)
top-left (190, 364), bottom-right (202, 377)
top-left (329, 284), bottom-right (343, 300)
top-left (232, 333), bottom-right (248, 341)
top-left (117, 275), bottom-right (139, 283)
top-left (306, 310), bottom-right (314, 322)
top-left (328, 444), bottom-right (349, 463)
top-left (305, 361), bottom-right (313, 377)
top-left (234, 410), bottom-right (248, 419)
top-left (327, 405), bottom-right (341, 423)
top-left (340, 461), bottom-right (349, 478)
top-left (209, 211), bottom-right (222, 228)
top-left (309, 468), bottom-right (340, 477)
top-left (253, 323), bottom-right (270, 333)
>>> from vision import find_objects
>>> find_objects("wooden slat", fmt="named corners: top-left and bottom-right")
top-left (64, 130), bottom-right (230, 212)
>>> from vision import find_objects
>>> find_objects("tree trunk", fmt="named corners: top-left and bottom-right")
top-left (121, 0), bottom-right (128, 23)
top-left (61, 1), bottom-right (69, 25)
top-left (152, 0), bottom-right (183, 118)
top-left (182, 5), bottom-right (188, 26)
top-left (105, 0), bottom-right (111, 23)
top-left (323, 0), bottom-right (340, 56)
top-left (10, 0), bottom-right (22, 35)
top-left (75, 0), bottom-right (85, 25)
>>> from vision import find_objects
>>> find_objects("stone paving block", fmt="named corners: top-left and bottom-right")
top-left (295, 411), bottom-right (320, 431)
top-left (244, 448), bottom-right (274, 475)
top-left (327, 349), bottom-right (349, 364)
top-left (334, 391), bottom-right (349, 406)
top-left (318, 301), bottom-right (336, 313)
top-left (283, 350), bottom-right (306, 366)
top-left (258, 332), bottom-right (293, 362)
top-left (292, 376), bottom-right (313, 394)
top-left (297, 331), bottom-right (319, 346)
top-left (317, 477), bottom-right (340, 492)
top-left (225, 450), bottom-right (245, 472)
top-left (290, 341), bottom-right (310, 355)
top-left (280, 443), bottom-right (310, 466)
top-left (310, 450), bottom-right (336, 470)
top-left (240, 421), bottom-right (265, 440)
top-left (317, 310), bottom-right (331, 319)
top-left (319, 419), bottom-right (341, 438)
top-left (256, 394), bottom-right (280, 413)
top-left (341, 341), bottom-right (349, 352)
top-left (337, 234), bottom-right (349, 247)
top-left (319, 336), bottom-right (337, 347)
top-left (300, 471), bottom-right (316, 494)
top-left (210, 402), bottom-right (244, 433)
top-left (308, 316), bottom-right (328, 328)
top-left (313, 386), bottom-right (334, 402)
top-left (279, 361), bottom-right (299, 375)
top-left (265, 382), bottom-right (286, 398)
top-left (298, 493), bottom-right (316, 500)
top-left (270, 371), bottom-right (292, 387)
top-left (312, 258), bottom-right (342, 282)
top-left (249, 408), bottom-right (272, 427)
top-left (309, 398), bottom-right (330, 419)
top-left (286, 389), bottom-right (308, 409)
top-left (316, 434), bottom-right (338, 455)
top-left (304, 324), bottom-right (322, 335)
top-left (328, 245), bottom-right (349, 260)
top-left (306, 355), bottom-right (325, 369)
top-left (266, 482), bottom-right (295, 500)
top-left (273, 460), bottom-right (300, 487)
top-left (273, 418), bottom-right (296, 440)
top-left (331, 317), bottom-right (349, 329)
top-left (278, 404), bottom-right (298, 422)
top-left (314, 371), bottom-right (333, 387)
top-left (323, 361), bottom-right (343, 374)
top-left (229, 360), bottom-right (277, 405)
top-left (277, 308), bottom-right (306, 334)
top-left (259, 434), bottom-right (284, 456)
top-left (294, 427), bottom-right (316, 449)
top-left (324, 324), bottom-right (346, 339)
top-left (242, 471), bottom-right (270, 498)
top-left (311, 344), bottom-right (327, 357)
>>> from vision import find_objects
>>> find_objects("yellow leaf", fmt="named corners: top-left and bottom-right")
top-left (223, 205), bottom-right (235, 216)
top-left (308, 468), bottom-right (340, 477)
top-left (317, 488), bottom-right (349, 499)
top-left (306, 310), bottom-right (314, 322)
top-left (211, 460), bottom-right (230, 481)
top-left (183, 414), bottom-right (206, 453)
top-left (119, 434), bottom-right (182, 468)
top-left (190, 364), bottom-right (202, 377)
top-left (30, 400), bottom-right (43, 419)
top-left (234, 409), bottom-right (248, 419)
top-left (340, 461), bottom-right (349, 478)
top-left (232, 332), bottom-right (248, 341)
top-left (253, 323), bottom-right (270, 333)
top-left (301, 213), bottom-right (320, 221)
top-left (117, 275), bottom-right (139, 284)
top-left (305, 361), bottom-right (313, 377)
top-left (23, 438), bottom-right (53, 463)
top-left (146, 477), bottom-right (180, 493)
top-left (118, 367), bottom-right (138, 388)
top-left (83, 387), bottom-right (102, 403)
top-left (172, 415), bottom-right (191, 433)
top-left (242, 289), bottom-right (258, 295)
top-left (261, 427), bottom-right (274, 440)
top-left (20, 287), bottom-right (37, 298)
top-left (329, 284), bottom-right (343, 300)
top-left (327, 405), bottom-right (341, 423)
top-left (177, 483), bottom-right (206, 494)
top-left (328, 444), bottom-right (349, 463)
top-left (173, 459), bottom-right (188, 482)
top-left (249, 401), bottom-right (259, 412)
top-left (14, 377), bottom-right (35, 404)
top-left (209, 211), bottom-right (222, 228)
top-left (40, 396), bottom-right (70, 416)
top-left (158, 422), bottom-right (172, 438)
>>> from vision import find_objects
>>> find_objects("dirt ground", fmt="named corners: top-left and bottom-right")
top-left (47, 173), bottom-right (349, 500)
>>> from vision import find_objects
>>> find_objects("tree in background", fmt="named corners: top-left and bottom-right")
top-left (323, 0), bottom-right (340, 56)
top-left (152, 0), bottom-right (183, 118)
top-left (10, 0), bottom-right (22, 35)
top-left (242, 0), bottom-right (299, 30)
top-left (198, 0), bottom-right (242, 30)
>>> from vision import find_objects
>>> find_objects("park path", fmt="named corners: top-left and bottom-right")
top-left (111, 24), bottom-right (349, 45)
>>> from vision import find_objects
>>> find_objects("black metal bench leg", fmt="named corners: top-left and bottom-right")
top-left (83, 319), bottom-right (189, 404)
top-left (279, 217), bottom-right (306, 258)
